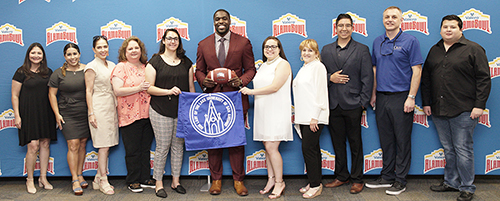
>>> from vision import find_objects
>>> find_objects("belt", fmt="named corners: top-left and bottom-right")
top-left (377, 91), bottom-right (407, 95)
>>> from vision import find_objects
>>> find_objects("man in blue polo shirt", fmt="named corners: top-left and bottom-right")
top-left (364, 6), bottom-right (423, 195)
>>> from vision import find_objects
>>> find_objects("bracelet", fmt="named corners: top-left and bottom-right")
top-left (88, 112), bottom-right (94, 116)
top-left (408, 94), bottom-right (416, 99)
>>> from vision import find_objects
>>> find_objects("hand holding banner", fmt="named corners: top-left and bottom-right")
top-left (176, 91), bottom-right (246, 151)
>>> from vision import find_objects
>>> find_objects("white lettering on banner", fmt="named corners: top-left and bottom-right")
top-left (189, 93), bottom-right (236, 138)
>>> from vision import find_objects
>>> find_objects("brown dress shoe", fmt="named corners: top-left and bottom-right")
top-left (325, 179), bottom-right (348, 188)
top-left (234, 180), bottom-right (248, 196)
top-left (209, 180), bottom-right (221, 195)
top-left (350, 183), bottom-right (364, 194)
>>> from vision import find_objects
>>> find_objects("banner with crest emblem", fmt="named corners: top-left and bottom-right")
top-left (176, 91), bottom-right (246, 151)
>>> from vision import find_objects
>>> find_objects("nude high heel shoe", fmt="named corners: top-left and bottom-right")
top-left (26, 178), bottom-right (36, 194)
top-left (38, 177), bottom-right (53, 190)
top-left (93, 173), bottom-right (101, 190)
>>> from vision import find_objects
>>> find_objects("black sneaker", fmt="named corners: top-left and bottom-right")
top-left (365, 177), bottom-right (394, 188)
top-left (140, 179), bottom-right (156, 189)
top-left (457, 191), bottom-right (474, 201)
top-left (128, 183), bottom-right (144, 193)
top-left (385, 181), bottom-right (406, 195)
top-left (430, 182), bottom-right (459, 192)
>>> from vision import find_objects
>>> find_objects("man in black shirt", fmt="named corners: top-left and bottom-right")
top-left (321, 13), bottom-right (373, 194)
top-left (421, 15), bottom-right (491, 201)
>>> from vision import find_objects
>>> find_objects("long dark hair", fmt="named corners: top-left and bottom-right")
top-left (262, 36), bottom-right (287, 62)
top-left (61, 43), bottom-right (81, 76)
top-left (154, 28), bottom-right (186, 61)
top-left (21, 42), bottom-right (50, 79)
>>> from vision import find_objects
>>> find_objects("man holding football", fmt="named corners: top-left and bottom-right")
top-left (195, 8), bottom-right (256, 196)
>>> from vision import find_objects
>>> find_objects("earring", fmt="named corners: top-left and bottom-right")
top-left (300, 56), bottom-right (303, 61)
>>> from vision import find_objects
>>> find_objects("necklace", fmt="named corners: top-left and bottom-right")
top-left (162, 54), bottom-right (178, 64)
top-left (266, 56), bottom-right (280, 65)
top-left (67, 63), bottom-right (80, 75)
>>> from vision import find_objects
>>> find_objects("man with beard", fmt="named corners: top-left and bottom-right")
top-left (195, 9), bottom-right (256, 196)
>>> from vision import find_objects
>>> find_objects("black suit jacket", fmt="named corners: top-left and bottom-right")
top-left (321, 39), bottom-right (373, 110)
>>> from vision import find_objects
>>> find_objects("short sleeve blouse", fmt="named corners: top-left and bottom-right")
top-left (111, 62), bottom-right (151, 127)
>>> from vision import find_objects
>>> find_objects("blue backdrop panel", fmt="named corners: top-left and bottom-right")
top-left (0, 0), bottom-right (499, 177)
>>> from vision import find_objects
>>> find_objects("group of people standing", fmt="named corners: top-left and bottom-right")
top-left (12, 28), bottom-right (193, 198)
top-left (11, 6), bottom-right (491, 201)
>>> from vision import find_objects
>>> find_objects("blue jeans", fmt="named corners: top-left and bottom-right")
top-left (433, 112), bottom-right (478, 193)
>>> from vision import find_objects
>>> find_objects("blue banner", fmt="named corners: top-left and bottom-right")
top-left (177, 91), bottom-right (246, 151)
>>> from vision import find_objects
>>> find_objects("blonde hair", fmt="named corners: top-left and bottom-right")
top-left (299, 39), bottom-right (321, 61)
top-left (118, 36), bottom-right (148, 64)
top-left (384, 6), bottom-right (402, 18)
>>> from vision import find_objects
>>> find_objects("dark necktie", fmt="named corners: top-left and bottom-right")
top-left (218, 38), bottom-right (226, 67)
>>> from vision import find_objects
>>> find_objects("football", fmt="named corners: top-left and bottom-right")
top-left (207, 68), bottom-right (237, 85)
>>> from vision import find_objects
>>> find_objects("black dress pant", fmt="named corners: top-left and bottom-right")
top-left (328, 106), bottom-right (364, 183)
top-left (120, 118), bottom-right (154, 185)
top-left (301, 124), bottom-right (325, 188)
top-left (375, 92), bottom-right (413, 185)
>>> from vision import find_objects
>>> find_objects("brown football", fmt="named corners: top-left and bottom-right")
top-left (206, 68), bottom-right (237, 85)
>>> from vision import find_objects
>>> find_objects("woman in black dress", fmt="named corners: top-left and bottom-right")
top-left (12, 42), bottom-right (56, 194)
top-left (48, 43), bottom-right (90, 196)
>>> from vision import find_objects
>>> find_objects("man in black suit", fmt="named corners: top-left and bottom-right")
top-left (321, 13), bottom-right (373, 194)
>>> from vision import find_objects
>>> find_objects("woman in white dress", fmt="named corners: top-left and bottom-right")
top-left (293, 39), bottom-right (329, 199)
top-left (240, 36), bottom-right (292, 199)
top-left (84, 35), bottom-right (119, 195)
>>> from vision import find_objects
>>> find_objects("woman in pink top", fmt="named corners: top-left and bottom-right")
top-left (111, 36), bottom-right (154, 193)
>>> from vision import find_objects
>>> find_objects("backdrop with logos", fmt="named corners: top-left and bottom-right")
top-left (0, 0), bottom-right (499, 177)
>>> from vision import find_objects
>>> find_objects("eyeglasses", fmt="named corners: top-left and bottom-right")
top-left (264, 45), bottom-right (278, 50)
top-left (165, 37), bottom-right (179, 41)
top-left (92, 35), bottom-right (107, 41)
top-left (380, 31), bottom-right (402, 56)
top-left (337, 24), bottom-right (352, 28)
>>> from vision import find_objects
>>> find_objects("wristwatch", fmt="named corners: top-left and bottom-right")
top-left (408, 94), bottom-right (416, 99)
